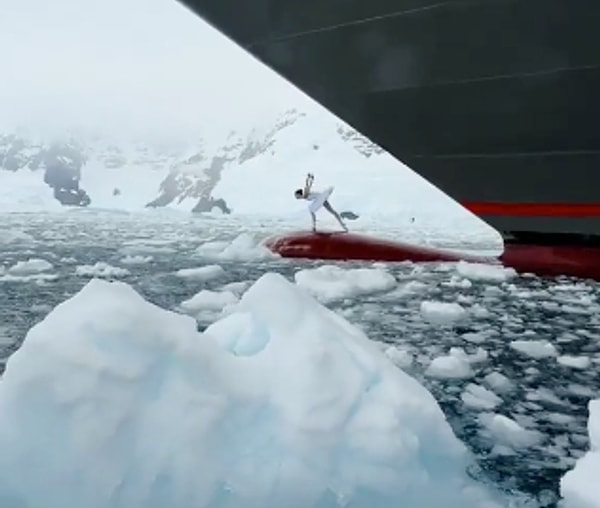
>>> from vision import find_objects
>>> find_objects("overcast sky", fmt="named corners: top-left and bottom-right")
top-left (0, 0), bottom-right (310, 139)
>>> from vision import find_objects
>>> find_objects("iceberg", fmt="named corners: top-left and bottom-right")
top-left (560, 399), bottom-right (600, 508)
top-left (0, 273), bottom-right (507, 508)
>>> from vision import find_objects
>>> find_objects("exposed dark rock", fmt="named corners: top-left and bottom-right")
top-left (150, 112), bottom-right (304, 213)
top-left (54, 187), bottom-right (91, 206)
top-left (1, 108), bottom-right (385, 211)
top-left (42, 142), bottom-right (91, 207)
top-left (146, 148), bottom-right (208, 208)
top-left (0, 134), bottom-right (43, 171)
top-left (1, 135), bottom-right (91, 207)
top-left (238, 109), bottom-right (304, 164)
top-left (191, 197), bottom-right (231, 214)
top-left (340, 211), bottom-right (359, 220)
top-left (336, 125), bottom-right (384, 158)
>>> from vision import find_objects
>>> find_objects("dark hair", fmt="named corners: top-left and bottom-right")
top-left (294, 189), bottom-right (303, 198)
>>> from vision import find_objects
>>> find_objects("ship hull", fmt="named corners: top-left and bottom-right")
top-left (178, 0), bottom-right (600, 276)
top-left (265, 231), bottom-right (600, 281)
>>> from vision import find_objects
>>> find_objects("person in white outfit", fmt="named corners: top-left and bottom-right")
top-left (294, 173), bottom-right (348, 232)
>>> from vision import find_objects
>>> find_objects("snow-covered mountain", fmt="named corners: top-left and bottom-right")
top-left (0, 134), bottom-right (90, 207)
top-left (0, 107), bottom-right (492, 240)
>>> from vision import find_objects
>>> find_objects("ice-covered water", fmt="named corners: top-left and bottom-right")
top-left (0, 210), bottom-right (599, 507)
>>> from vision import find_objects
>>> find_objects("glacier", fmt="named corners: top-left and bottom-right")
top-left (0, 272), bottom-right (511, 508)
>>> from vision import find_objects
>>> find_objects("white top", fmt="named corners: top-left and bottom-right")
top-left (306, 186), bottom-right (334, 214)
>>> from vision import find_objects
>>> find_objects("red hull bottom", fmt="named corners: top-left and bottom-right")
top-left (264, 231), bottom-right (600, 281)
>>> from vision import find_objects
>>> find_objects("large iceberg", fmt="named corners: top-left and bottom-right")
top-left (560, 399), bottom-right (600, 508)
top-left (0, 273), bottom-right (507, 508)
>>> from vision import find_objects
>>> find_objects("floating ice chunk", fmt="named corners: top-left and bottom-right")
top-left (568, 384), bottom-right (596, 398)
top-left (0, 272), bottom-right (59, 283)
top-left (75, 262), bottom-right (130, 278)
top-left (441, 276), bottom-right (473, 289)
top-left (560, 305), bottom-right (593, 316)
top-left (546, 413), bottom-right (576, 426)
top-left (510, 339), bottom-right (558, 359)
top-left (526, 387), bottom-right (566, 407)
top-left (8, 258), bottom-right (53, 275)
top-left (294, 265), bottom-right (396, 302)
top-left (483, 372), bottom-right (514, 394)
top-left (467, 347), bottom-right (489, 364)
top-left (420, 301), bottom-right (466, 325)
top-left (447, 346), bottom-right (487, 365)
top-left (175, 264), bottom-right (225, 281)
top-left (470, 304), bottom-right (491, 319)
top-left (180, 289), bottom-right (238, 313)
top-left (557, 355), bottom-right (591, 370)
top-left (462, 383), bottom-right (502, 410)
top-left (479, 413), bottom-right (543, 449)
top-left (561, 399), bottom-right (600, 508)
top-left (455, 261), bottom-right (517, 282)
top-left (120, 254), bottom-right (153, 265)
top-left (0, 331), bottom-right (14, 347)
top-left (383, 346), bottom-right (414, 369)
top-left (197, 233), bottom-right (277, 261)
top-left (484, 286), bottom-right (503, 296)
top-left (221, 281), bottom-right (252, 295)
top-left (0, 274), bottom-right (507, 508)
top-left (426, 352), bottom-right (473, 379)
top-left (0, 230), bottom-right (34, 245)
top-left (462, 331), bottom-right (489, 344)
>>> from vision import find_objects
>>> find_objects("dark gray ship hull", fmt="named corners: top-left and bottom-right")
top-left (178, 0), bottom-right (600, 244)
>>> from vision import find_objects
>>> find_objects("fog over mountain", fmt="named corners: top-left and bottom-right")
top-left (0, 0), bottom-right (310, 142)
